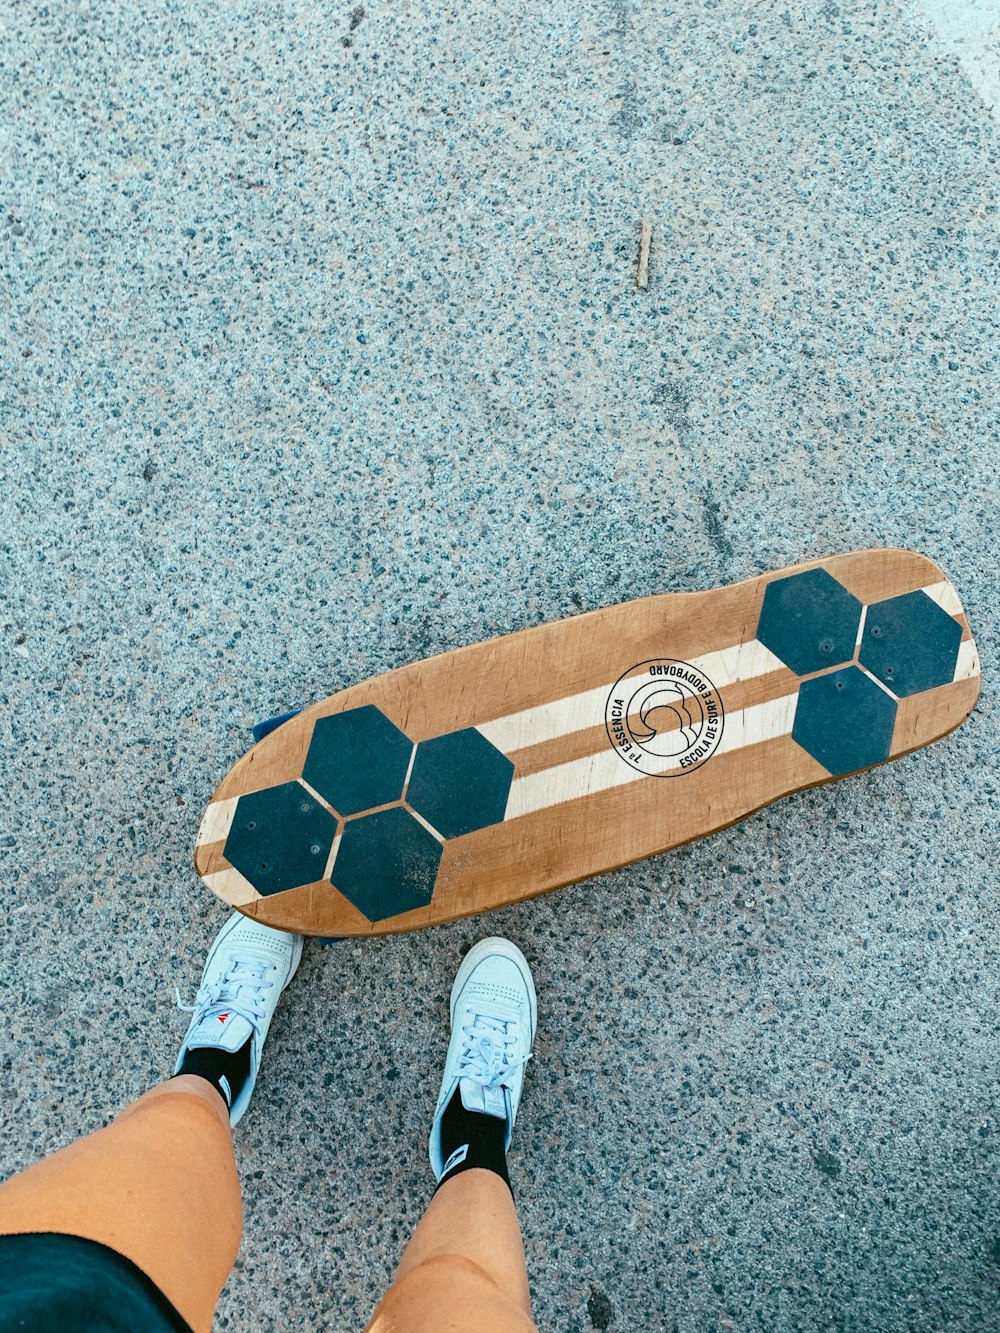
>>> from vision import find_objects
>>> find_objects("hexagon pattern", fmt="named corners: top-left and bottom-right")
top-left (859, 590), bottom-right (962, 698)
top-left (407, 728), bottom-right (515, 839)
top-left (224, 782), bottom-right (336, 897)
top-left (302, 705), bottom-right (413, 815)
top-left (231, 572), bottom-right (965, 920)
top-left (230, 706), bottom-right (515, 921)
top-left (333, 806), bottom-right (443, 921)
top-left (792, 667), bottom-right (897, 776)
top-left (757, 568), bottom-right (863, 675)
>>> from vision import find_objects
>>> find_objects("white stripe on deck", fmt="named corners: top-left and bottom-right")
top-left (197, 796), bottom-right (239, 848)
top-left (204, 867), bottom-right (261, 906)
top-left (921, 580), bottom-right (965, 617)
top-left (504, 692), bottom-right (800, 820)
top-left (955, 638), bottom-right (980, 681)
top-left (478, 638), bottom-right (785, 755)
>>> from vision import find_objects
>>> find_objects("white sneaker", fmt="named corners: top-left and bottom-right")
top-left (429, 937), bottom-right (537, 1180)
top-left (174, 911), bottom-right (304, 1126)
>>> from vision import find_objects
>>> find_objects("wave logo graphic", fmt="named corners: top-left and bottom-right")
top-left (605, 659), bottom-right (725, 777)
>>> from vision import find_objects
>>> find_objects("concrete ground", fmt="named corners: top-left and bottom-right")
top-left (910, 0), bottom-right (1000, 112)
top-left (1, 0), bottom-right (998, 1329)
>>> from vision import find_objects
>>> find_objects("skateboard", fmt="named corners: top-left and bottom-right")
top-left (195, 549), bottom-right (981, 937)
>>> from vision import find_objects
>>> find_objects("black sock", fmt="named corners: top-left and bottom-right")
top-left (434, 1087), bottom-right (511, 1196)
top-left (173, 1037), bottom-right (252, 1113)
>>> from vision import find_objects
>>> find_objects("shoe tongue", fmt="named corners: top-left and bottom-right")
top-left (188, 1010), bottom-right (253, 1052)
top-left (459, 1077), bottom-right (506, 1120)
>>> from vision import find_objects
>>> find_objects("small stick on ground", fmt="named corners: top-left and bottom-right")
top-left (636, 219), bottom-right (652, 289)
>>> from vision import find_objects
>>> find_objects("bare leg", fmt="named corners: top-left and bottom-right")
top-left (397, 1169), bottom-right (531, 1309)
top-left (0, 1076), bottom-right (241, 1333)
top-left (366, 1169), bottom-right (536, 1333)
top-left (368, 935), bottom-right (539, 1332)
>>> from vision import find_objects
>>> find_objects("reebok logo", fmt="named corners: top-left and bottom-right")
top-left (217, 1012), bottom-right (231, 1023)
top-left (441, 1144), bottom-right (469, 1178)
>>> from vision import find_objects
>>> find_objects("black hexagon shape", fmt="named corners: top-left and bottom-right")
top-left (224, 782), bottom-right (336, 897)
top-left (791, 666), bottom-right (897, 776)
top-left (302, 705), bottom-right (413, 816)
top-left (333, 806), bottom-right (442, 922)
top-left (406, 728), bottom-right (515, 839)
top-left (757, 568), bottom-right (863, 676)
top-left (859, 590), bottom-right (962, 698)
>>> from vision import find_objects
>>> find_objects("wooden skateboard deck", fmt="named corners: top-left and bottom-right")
top-left (195, 549), bottom-right (981, 937)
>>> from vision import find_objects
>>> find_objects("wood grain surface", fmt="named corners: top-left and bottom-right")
top-left (195, 549), bottom-right (981, 936)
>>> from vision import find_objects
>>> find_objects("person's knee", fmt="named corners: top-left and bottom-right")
top-left (366, 1254), bottom-right (537, 1333)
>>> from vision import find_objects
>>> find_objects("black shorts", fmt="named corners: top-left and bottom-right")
top-left (0, 1232), bottom-right (194, 1332)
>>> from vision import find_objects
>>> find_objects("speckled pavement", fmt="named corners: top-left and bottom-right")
top-left (1, 1), bottom-right (997, 1330)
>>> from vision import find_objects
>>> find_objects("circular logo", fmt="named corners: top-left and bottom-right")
top-left (605, 659), bottom-right (725, 776)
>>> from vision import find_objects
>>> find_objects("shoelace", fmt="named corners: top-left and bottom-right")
top-left (175, 954), bottom-right (276, 1028)
top-left (457, 1011), bottom-right (532, 1089)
